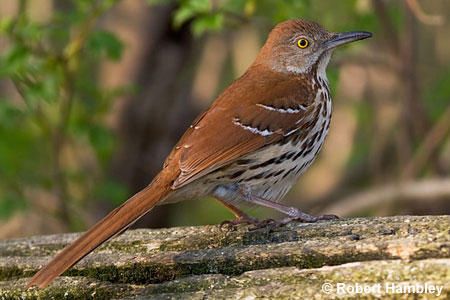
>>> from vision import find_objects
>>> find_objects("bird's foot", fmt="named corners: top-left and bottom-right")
top-left (247, 218), bottom-right (279, 230)
top-left (233, 189), bottom-right (338, 225)
top-left (249, 213), bottom-right (339, 230)
top-left (280, 213), bottom-right (339, 225)
top-left (220, 215), bottom-right (260, 231)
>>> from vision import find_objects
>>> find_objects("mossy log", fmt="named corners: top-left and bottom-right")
top-left (0, 215), bottom-right (449, 299)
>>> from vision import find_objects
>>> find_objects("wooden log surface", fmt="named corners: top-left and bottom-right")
top-left (0, 215), bottom-right (449, 299)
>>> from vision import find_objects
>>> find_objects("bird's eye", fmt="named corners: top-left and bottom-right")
top-left (297, 38), bottom-right (309, 49)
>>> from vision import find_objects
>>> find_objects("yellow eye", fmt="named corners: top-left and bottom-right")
top-left (297, 38), bottom-right (309, 49)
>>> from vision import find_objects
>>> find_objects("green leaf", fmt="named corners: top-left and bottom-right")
top-left (0, 45), bottom-right (30, 77)
top-left (0, 17), bottom-right (13, 33)
top-left (87, 30), bottom-right (124, 61)
top-left (185, 0), bottom-right (211, 12)
top-left (0, 99), bottom-right (23, 126)
top-left (146, 0), bottom-right (173, 5)
top-left (192, 13), bottom-right (224, 36)
top-left (174, 0), bottom-right (211, 27)
top-left (174, 7), bottom-right (196, 27)
top-left (15, 20), bottom-right (43, 43)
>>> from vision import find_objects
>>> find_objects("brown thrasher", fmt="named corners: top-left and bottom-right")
top-left (28, 19), bottom-right (371, 288)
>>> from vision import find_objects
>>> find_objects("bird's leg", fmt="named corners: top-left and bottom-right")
top-left (215, 197), bottom-right (252, 220)
top-left (215, 197), bottom-right (259, 229)
top-left (237, 186), bottom-right (338, 226)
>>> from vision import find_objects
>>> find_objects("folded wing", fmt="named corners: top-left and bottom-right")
top-left (165, 65), bottom-right (317, 189)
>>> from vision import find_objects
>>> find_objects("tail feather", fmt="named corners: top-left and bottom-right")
top-left (27, 174), bottom-right (171, 288)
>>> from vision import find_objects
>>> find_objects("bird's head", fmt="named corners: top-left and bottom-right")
top-left (255, 19), bottom-right (372, 75)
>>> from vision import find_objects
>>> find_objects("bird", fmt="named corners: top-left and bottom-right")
top-left (27, 19), bottom-right (372, 288)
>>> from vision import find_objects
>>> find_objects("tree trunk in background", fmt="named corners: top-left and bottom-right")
top-left (101, 3), bottom-right (200, 228)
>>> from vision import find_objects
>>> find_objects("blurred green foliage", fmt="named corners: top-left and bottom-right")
top-left (149, 0), bottom-right (378, 36)
top-left (0, 0), bottom-right (382, 227)
top-left (1, 0), bottom-right (448, 229)
top-left (0, 0), bottom-right (129, 228)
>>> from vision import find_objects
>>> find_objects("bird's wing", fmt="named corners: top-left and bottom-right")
top-left (166, 66), bottom-right (318, 189)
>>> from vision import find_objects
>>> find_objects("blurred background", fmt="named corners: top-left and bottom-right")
top-left (0, 0), bottom-right (449, 238)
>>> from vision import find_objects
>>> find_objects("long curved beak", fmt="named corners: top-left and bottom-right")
top-left (324, 31), bottom-right (372, 50)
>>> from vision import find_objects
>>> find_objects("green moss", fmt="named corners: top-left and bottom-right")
top-left (0, 266), bottom-right (25, 281)
top-left (0, 277), bottom-right (135, 300)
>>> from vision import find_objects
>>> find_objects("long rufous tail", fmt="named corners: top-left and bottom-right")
top-left (27, 172), bottom-right (172, 288)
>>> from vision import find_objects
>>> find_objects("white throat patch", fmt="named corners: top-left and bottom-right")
top-left (283, 50), bottom-right (332, 76)
top-left (317, 51), bottom-right (331, 82)
top-left (286, 64), bottom-right (310, 74)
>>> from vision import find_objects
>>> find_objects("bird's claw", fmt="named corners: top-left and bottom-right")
top-left (248, 218), bottom-right (278, 230)
top-left (220, 213), bottom-right (339, 231)
top-left (249, 214), bottom-right (340, 230)
top-left (280, 213), bottom-right (339, 225)
top-left (219, 216), bottom-right (260, 231)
